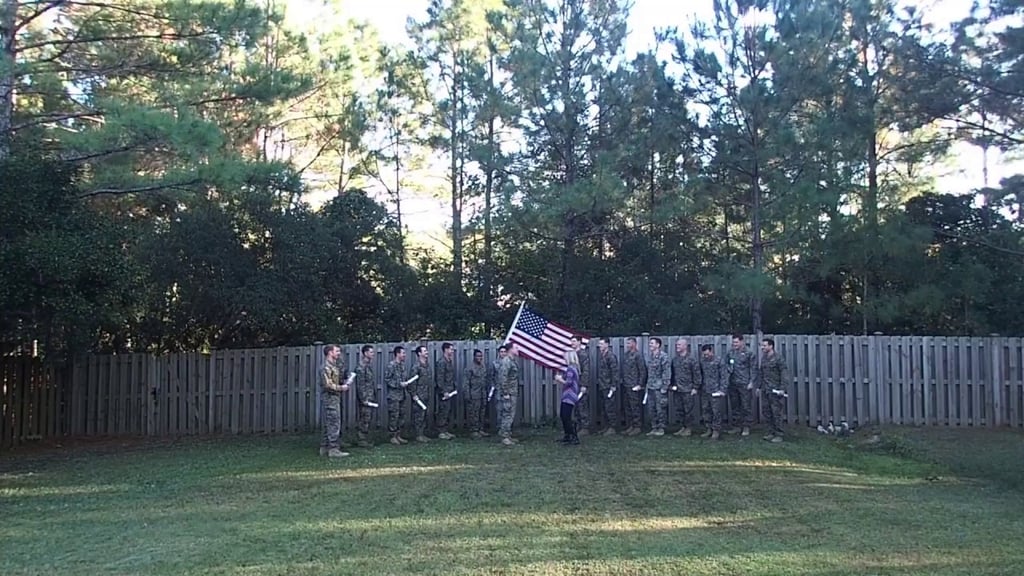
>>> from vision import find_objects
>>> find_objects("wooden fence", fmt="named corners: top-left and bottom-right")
top-left (3, 334), bottom-right (1024, 449)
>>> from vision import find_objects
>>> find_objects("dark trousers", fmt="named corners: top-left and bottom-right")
top-left (560, 402), bottom-right (576, 438)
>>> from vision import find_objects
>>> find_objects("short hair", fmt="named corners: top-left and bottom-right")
top-left (763, 338), bottom-right (775, 348)
top-left (627, 337), bottom-right (637, 344)
top-left (732, 334), bottom-right (744, 341)
top-left (498, 344), bottom-right (508, 352)
top-left (415, 345), bottom-right (427, 356)
top-left (599, 337), bottom-right (610, 345)
top-left (392, 346), bottom-right (404, 356)
top-left (564, 349), bottom-right (579, 367)
top-left (442, 342), bottom-right (453, 352)
top-left (323, 344), bottom-right (339, 357)
top-left (361, 344), bottom-right (373, 354)
top-left (700, 344), bottom-right (713, 352)
top-left (651, 337), bottom-right (662, 347)
top-left (473, 348), bottom-right (483, 355)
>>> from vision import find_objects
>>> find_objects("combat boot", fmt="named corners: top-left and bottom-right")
top-left (725, 427), bottom-right (740, 435)
top-left (700, 429), bottom-right (713, 438)
top-left (390, 435), bottom-right (402, 446)
top-left (327, 448), bottom-right (350, 458)
top-left (710, 430), bottom-right (720, 440)
top-left (396, 435), bottom-right (409, 444)
top-left (356, 440), bottom-right (373, 448)
top-left (479, 430), bottom-right (490, 437)
top-left (577, 428), bottom-right (590, 437)
top-left (602, 427), bottom-right (617, 436)
top-left (770, 435), bottom-right (784, 443)
top-left (741, 426), bottom-right (750, 437)
top-left (470, 431), bottom-right (482, 439)
top-left (622, 426), bottom-right (635, 435)
top-left (416, 435), bottom-right (430, 443)
top-left (627, 427), bottom-right (642, 436)
top-left (674, 427), bottom-right (691, 437)
top-left (319, 446), bottom-right (328, 456)
top-left (501, 437), bottom-right (514, 446)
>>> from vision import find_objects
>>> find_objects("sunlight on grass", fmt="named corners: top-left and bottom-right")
top-left (0, 483), bottom-right (130, 498)
top-left (236, 464), bottom-right (475, 481)
top-left (290, 512), bottom-right (761, 534)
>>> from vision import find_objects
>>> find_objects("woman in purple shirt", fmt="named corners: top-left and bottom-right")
top-left (555, 350), bottom-right (581, 445)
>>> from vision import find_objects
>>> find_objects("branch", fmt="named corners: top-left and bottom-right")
top-left (78, 180), bottom-right (201, 198)
top-left (932, 229), bottom-right (1024, 257)
top-left (14, 1), bottom-right (67, 33)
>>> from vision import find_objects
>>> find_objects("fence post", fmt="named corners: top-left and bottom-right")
top-left (869, 333), bottom-right (884, 425)
top-left (990, 335), bottom-right (1003, 427)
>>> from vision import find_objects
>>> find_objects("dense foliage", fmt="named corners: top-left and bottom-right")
top-left (2, 0), bottom-right (1024, 356)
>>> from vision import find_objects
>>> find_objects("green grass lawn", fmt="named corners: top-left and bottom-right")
top-left (2, 425), bottom-right (1024, 576)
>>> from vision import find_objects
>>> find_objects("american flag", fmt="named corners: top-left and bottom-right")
top-left (505, 304), bottom-right (589, 370)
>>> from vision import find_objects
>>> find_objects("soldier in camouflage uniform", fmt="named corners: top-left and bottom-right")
top-left (699, 344), bottom-right (728, 440)
top-left (670, 338), bottom-right (700, 437)
top-left (435, 343), bottom-right (457, 440)
top-left (497, 343), bottom-right (520, 446)
top-left (385, 346), bottom-right (410, 445)
top-left (410, 346), bottom-right (433, 443)
top-left (465, 349), bottom-right (489, 438)
top-left (645, 337), bottom-right (671, 436)
top-left (319, 344), bottom-right (350, 458)
top-left (622, 337), bottom-right (647, 436)
top-left (725, 334), bottom-right (756, 436)
top-left (355, 344), bottom-right (376, 448)
top-left (596, 337), bottom-right (620, 435)
top-left (759, 337), bottom-right (788, 443)
top-left (570, 337), bottom-right (592, 435)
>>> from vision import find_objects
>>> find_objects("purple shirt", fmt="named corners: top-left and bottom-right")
top-left (561, 365), bottom-right (580, 405)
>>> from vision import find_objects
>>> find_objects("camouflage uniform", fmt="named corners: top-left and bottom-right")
top-left (410, 360), bottom-right (432, 438)
top-left (385, 359), bottom-right (408, 438)
top-left (435, 356), bottom-right (456, 434)
top-left (320, 357), bottom-right (343, 451)
top-left (597, 349), bottom-right (620, 430)
top-left (700, 355), bottom-right (728, 433)
top-left (622, 349), bottom-right (647, 430)
top-left (760, 351), bottom-right (788, 437)
top-left (725, 347), bottom-right (756, 429)
top-left (573, 347), bottom-right (592, 431)
top-left (465, 361), bottom-right (489, 434)
top-left (497, 356), bottom-right (519, 440)
top-left (355, 358), bottom-right (376, 444)
top-left (670, 351), bottom-right (700, 431)
top-left (646, 351), bottom-right (671, 432)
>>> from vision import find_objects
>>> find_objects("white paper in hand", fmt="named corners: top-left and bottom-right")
top-left (403, 374), bottom-right (419, 386)
top-left (447, 389), bottom-right (458, 398)
top-left (415, 397), bottom-right (427, 410)
top-left (711, 392), bottom-right (726, 397)
top-left (346, 372), bottom-right (356, 384)
top-left (607, 388), bottom-right (615, 399)
top-left (577, 388), bottom-right (586, 400)
top-left (366, 401), bottom-right (379, 408)
top-left (487, 387), bottom-right (494, 401)
top-left (642, 390), bottom-right (649, 405)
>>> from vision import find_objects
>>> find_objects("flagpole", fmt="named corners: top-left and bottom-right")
top-left (504, 301), bottom-right (527, 345)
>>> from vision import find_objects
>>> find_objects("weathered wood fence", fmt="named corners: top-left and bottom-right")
top-left (3, 334), bottom-right (1024, 449)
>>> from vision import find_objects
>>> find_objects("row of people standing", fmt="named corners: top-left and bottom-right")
top-left (318, 341), bottom-right (525, 456)
top-left (318, 335), bottom-right (789, 457)
top-left (570, 334), bottom-right (789, 442)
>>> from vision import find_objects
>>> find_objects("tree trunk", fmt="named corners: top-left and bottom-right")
top-left (450, 47), bottom-right (463, 288)
top-left (0, 0), bottom-right (16, 161)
